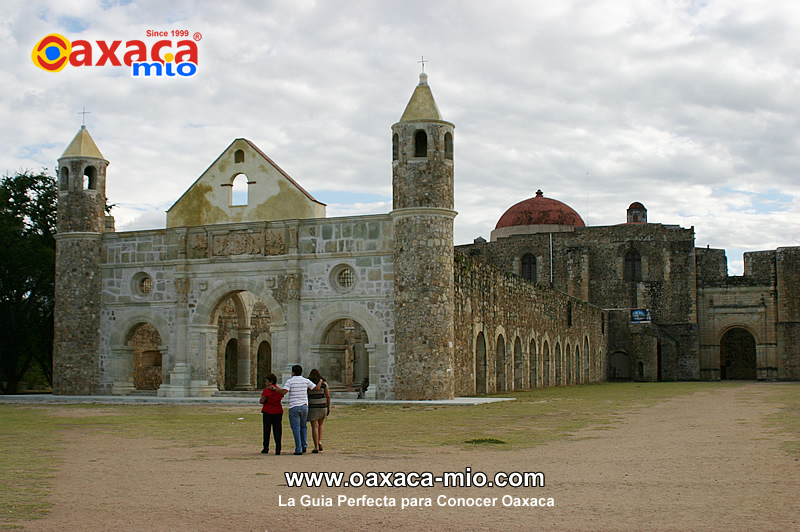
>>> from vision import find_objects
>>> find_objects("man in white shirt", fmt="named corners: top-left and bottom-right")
top-left (283, 365), bottom-right (321, 455)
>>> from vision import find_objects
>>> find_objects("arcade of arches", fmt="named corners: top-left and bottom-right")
top-left (474, 331), bottom-right (599, 394)
top-left (215, 293), bottom-right (272, 391)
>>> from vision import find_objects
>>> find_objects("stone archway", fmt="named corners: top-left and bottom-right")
top-left (224, 339), bottom-right (238, 390)
top-left (476, 332), bottom-right (487, 394)
top-left (256, 341), bottom-right (272, 389)
top-left (496, 334), bottom-right (507, 392)
top-left (720, 328), bottom-right (757, 380)
top-left (513, 337), bottom-right (524, 390)
top-left (529, 337), bottom-right (538, 388)
top-left (555, 343), bottom-right (563, 385)
top-left (318, 319), bottom-right (370, 389)
top-left (127, 323), bottom-right (164, 391)
top-left (543, 340), bottom-right (551, 386)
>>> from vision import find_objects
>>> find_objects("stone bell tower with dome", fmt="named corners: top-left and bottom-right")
top-left (52, 125), bottom-right (109, 394)
top-left (391, 72), bottom-right (457, 400)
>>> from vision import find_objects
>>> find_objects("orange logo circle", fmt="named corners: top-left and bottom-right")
top-left (31, 34), bottom-right (72, 72)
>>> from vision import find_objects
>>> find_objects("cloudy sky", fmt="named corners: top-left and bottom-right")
top-left (4, 0), bottom-right (799, 274)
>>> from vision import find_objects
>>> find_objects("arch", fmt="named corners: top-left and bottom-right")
top-left (256, 340), bottom-right (272, 389)
top-left (59, 166), bottom-right (69, 191)
top-left (83, 165), bottom-right (97, 190)
top-left (110, 313), bottom-right (172, 349)
top-left (575, 344), bottom-right (582, 384)
top-left (513, 336), bottom-right (523, 390)
top-left (624, 249), bottom-right (642, 281)
top-left (584, 337), bottom-right (591, 382)
top-left (555, 342), bottom-right (563, 385)
top-left (476, 331), bottom-right (488, 394)
top-left (234, 149), bottom-right (245, 163)
top-left (318, 318), bottom-right (370, 387)
top-left (304, 301), bottom-right (385, 355)
top-left (444, 132), bottom-right (453, 160)
top-left (542, 340), bottom-right (551, 386)
top-left (565, 344), bottom-right (572, 384)
top-left (125, 322), bottom-right (164, 391)
top-left (392, 133), bottom-right (399, 161)
top-left (495, 334), bottom-right (507, 392)
top-left (609, 351), bottom-right (632, 380)
top-left (720, 327), bottom-right (757, 379)
top-left (529, 337), bottom-right (538, 388)
top-left (231, 173), bottom-right (248, 206)
top-left (521, 253), bottom-right (536, 282)
top-left (636, 360), bottom-right (644, 381)
top-left (414, 130), bottom-right (427, 158)
top-left (193, 279), bottom-right (284, 327)
top-left (223, 338), bottom-right (238, 390)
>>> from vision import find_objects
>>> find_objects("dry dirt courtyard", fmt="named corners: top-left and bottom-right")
top-left (18, 382), bottom-right (800, 531)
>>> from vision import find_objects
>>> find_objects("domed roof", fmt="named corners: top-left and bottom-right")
top-left (495, 190), bottom-right (585, 230)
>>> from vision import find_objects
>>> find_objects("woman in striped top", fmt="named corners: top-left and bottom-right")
top-left (307, 368), bottom-right (330, 453)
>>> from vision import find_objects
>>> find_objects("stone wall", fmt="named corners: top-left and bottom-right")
top-left (453, 252), bottom-right (606, 396)
top-left (459, 223), bottom-right (699, 381)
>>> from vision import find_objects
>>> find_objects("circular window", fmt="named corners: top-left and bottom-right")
top-left (132, 272), bottom-right (153, 298)
top-left (330, 264), bottom-right (356, 293)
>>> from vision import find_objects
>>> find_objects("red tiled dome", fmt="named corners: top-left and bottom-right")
top-left (495, 190), bottom-right (585, 229)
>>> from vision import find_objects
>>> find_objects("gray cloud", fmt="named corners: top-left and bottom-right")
top-left (4, 0), bottom-right (799, 275)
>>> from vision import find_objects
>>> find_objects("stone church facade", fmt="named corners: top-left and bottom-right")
top-left (51, 74), bottom-right (797, 399)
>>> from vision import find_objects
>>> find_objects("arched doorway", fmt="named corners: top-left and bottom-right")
top-left (127, 323), bottom-right (163, 390)
top-left (720, 328), bottom-right (757, 379)
top-left (543, 341), bottom-right (551, 386)
top-left (256, 341), bottom-right (271, 389)
top-left (529, 338), bottom-right (538, 388)
top-left (514, 337), bottom-right (524, 390)
top-left (565, 345), bottom-right (572, 385)
top-left (496, 334), bottom-right (506, 392)
top-left (224, 339), bottom-right (238, 390)
top-left (555, 343), bottom-right (563, 385)
top-left (609, 352), bottom-right (631, 380)
top-left (476, 332), bottom-right (487, 394)
top-left (319, 319), bottom-right (369, 388)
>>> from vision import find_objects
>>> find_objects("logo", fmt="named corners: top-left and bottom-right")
top-left (31, 32), bottom-right (200, 77)
top-left (31, 34), bottom-right (72, 72)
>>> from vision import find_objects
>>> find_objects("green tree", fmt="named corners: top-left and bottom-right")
top-left (0, 169), bottom-right (56, 394)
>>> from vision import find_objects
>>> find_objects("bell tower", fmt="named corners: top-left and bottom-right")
top-left (52, 126), bottom-right (108, 394)
top-left (391, 73), bottom-right (457, 400)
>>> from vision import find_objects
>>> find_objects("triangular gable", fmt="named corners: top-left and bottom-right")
top-left (166, 139), bottom-right (326, 228)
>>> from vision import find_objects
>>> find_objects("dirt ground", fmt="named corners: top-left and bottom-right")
top-left (24, 383), bottom-right (800, 531)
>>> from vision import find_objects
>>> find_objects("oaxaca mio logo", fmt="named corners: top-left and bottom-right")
top-left (31, 31), bottom-right (200, 78)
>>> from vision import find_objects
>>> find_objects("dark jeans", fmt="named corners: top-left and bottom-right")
top-left (262, 412), bottom-right (282, 452)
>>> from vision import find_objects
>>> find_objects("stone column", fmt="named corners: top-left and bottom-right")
top-left (236, 327), bottom-right (253, 390)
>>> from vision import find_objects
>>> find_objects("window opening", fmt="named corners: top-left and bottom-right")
top-left (414, 130), bottom-right (427, 158)
top-left (231, 173), bottom-right (248, 206)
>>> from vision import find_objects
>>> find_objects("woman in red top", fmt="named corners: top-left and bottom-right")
top-left (260, 373), bottom-right (287, 455)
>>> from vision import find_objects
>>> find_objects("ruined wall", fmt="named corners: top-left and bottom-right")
top-left (453, 252), bottom-right (606, 396)
top-left (776, 247), bottom-right (800, 379)
top-left (458, 223), bottom-right (699, 380)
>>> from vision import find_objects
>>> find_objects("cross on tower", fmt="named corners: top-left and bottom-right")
top-left (78, 107), bottom-right (91, 126)
top-left (418, 56), bottom-right (428, 73)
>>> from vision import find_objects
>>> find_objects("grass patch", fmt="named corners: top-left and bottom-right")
top-left (464, 438), bottom-right (506, 445)
top-left (0, 407), bottom-right (61, 527)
